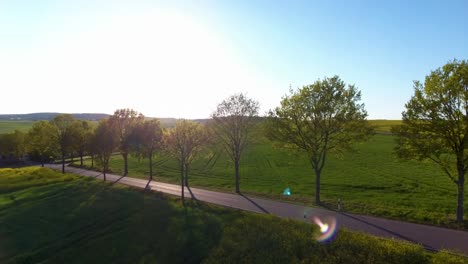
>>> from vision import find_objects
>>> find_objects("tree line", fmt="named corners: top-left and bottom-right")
top-left (0, 59), bottom-right (466, 223)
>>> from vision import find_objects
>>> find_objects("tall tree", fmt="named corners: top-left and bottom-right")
top-left (266, 76), bottom-right (373, 204)
top-left (129, 119), bottom-right (163, 181)
top-left (164, 120), bottom-right (208, 201)
top-left (51, 114), bottom-right (76, 173)
top-left (393, 60), bottom-right (468, 224)
top-left (109, 108), bottom-right (144, 176)
top-left (93, 119), bottom-right (118, 181)
top-left (211, 93), bottom-right (259, 193)
top-left (0, 130), bottom-right (26, 161)
top-left (71, 120), bottom-right (94, 166)
top-left (27, 121), bottom-right (58, 167)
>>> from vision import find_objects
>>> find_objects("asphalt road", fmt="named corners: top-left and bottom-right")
top-left (45, 164), bottom-right (468, 255)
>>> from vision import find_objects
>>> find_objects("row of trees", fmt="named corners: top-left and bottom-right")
top-left (0, 59), bottom-right (466, 222)
top-left (0, 95), bottom-right (260, 203)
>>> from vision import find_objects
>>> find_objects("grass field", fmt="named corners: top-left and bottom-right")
top-left (0, 121), bottom-right (34, 134)
top-left (79, 133), bottom-right (467, 229)
top-left (0, 167), bottom-right (465, 263)
top-left (0, 119), bottom-right (400, 134)
top-left (368, 120), bottom-right (402, 133)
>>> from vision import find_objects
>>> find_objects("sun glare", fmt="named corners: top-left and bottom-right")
top-left (2, 7), bottom-right (268, 117)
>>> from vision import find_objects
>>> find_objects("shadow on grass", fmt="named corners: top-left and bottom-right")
top-left (1, 178), bottom-right (225, 264)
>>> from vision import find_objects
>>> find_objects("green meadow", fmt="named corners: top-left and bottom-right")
top-left (0, 167), bottom-right (465, 263)
top-left (0, 121), bottom-right (34, 134)
top-left (368, 120), bottom-right (402, 133)
top-left (80, 133), bottom-right (467, 228)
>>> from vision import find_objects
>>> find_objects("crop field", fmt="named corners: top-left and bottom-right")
top-left (0, 119), bottom-right (401, 134)
top-left (81, 133), bottom-right (467, 228)
top-left (0, 167), bottom-right (464, 263)
top-left (0, 121), bottom-right (34, 134)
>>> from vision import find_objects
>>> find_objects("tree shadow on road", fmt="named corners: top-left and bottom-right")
top-left (111, 175), bottom-right (126, 185)
top-left (238, 193), bottom-right (269, 214)
top-left (186, 186), bottom-right (197, 200)
top-left (339, 212), bottom-right (437, 252)
top-left (143, 179), bottom-right (152, 193)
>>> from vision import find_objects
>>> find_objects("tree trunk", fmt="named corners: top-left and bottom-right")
top-left (149, 155), bottom-right (153, 181)
top-left (91, 155), bottom-right (94, 168)
top-left (185, 163), bottom-right (189, 187)
top-left (71, 154), bottom-right (74, 163)
top-left (103, 166), bottom-right (107, 181)
top-left (315, 168), bottom-right (321, 205)
top-left (235, 158), bottom-right (240, 193)
top-left (180, 161), bottom-right (185, 202)
top-left (80, 153), bottom-right (83, 166)
top-left (123, 152), bottom-right (128, 176)
top-left (61, 152), bottom-right (65, 174)
top-left (457, 168), bottom-right (465, 224)
top-left (41, 155), bottom-right (44, 167)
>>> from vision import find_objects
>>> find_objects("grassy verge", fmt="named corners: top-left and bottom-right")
top-left (1, 167), bottom-right (466, 263)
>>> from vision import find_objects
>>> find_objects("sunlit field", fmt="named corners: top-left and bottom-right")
top-left (79, 133), bottom-right (467, 229)
top-left (368, 120), bottom-right (402, 133)
top-left (0, 121), bottom-right (33, 134)
top-left (0, 167), bottom-right (464, 263)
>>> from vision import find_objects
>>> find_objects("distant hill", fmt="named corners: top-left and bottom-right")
top-left (0, 113), bottom-right (110, 121)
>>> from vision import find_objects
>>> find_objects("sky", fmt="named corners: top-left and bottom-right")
top-left (0, 0), bottom-right (467, 119)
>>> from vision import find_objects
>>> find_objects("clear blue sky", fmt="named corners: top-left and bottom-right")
top-left (1, 0), bottom-right (467, 119)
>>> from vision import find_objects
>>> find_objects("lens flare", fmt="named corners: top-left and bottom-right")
top-left (303, 209), bottom-right (338, 243)
top-left (313, 216), bottom-right (337, 242)
top-left (282, 187), bottom-right (291, 196)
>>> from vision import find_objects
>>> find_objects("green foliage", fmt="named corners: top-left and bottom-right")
top-left (109, 108), bottom-right (145, 175)
top-left (266, 76), bottom-right (374, 203)
top-left (70, 120), bottom-right (95, 163)
top-left (27, 121), bottom-right (58, 164)
top-left (394, 59), bottom-right (468, 223)
top-left (109, 108), bottom-right (145, 154)
top-left (50, 114), bottom-right (76, 155)
top-left (92, 119), bottom-right (119, 179)
top-left (129, 119), bottom-right (163, 160)
top-left (1, 167), bottom-right (465, 263)
top-left (0, 130), bottom-right (27, 160)
top-left (164, 120), bottom-right (208, 164)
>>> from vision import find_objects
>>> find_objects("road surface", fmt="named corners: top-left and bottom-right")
top-left (45, 164), bottom-right (468, 255)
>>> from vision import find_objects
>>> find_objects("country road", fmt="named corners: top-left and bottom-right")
top-left (45, 164), bottom-right (468, 255)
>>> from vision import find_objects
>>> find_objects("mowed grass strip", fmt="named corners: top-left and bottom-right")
top-left (80, 134), bottom-right (467, 228)
top-left (0, 167), bottom-right (466, 263)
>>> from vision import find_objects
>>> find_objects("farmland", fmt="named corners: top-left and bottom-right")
top-left (80, 133), bottom-right (467, 228)
top-left (0, 167), bottom-right (464, 263)
top-left (0, 121), bottom-right (34, 134)
top-left (368, 120), bottom-right (402, 133)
